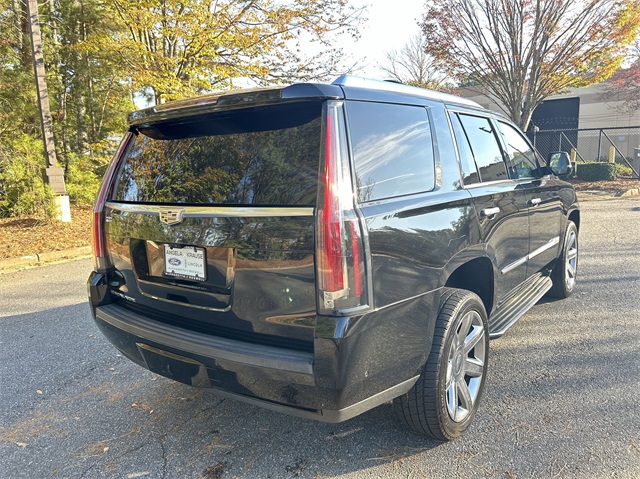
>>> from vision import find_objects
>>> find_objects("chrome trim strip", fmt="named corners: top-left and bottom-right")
top-left (501, 236), bottom-right (560, 275)
top-left (528, 236), bottom-right (560, 260)
top-left (501, 256), bottom-right (528, 275)
top-left (105, 202), bottom-right (314, 218)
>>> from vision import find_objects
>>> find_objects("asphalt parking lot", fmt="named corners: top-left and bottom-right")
top-left (1, 198), bottom-right (639, 479)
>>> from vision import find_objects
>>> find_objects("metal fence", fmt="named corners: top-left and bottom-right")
top-left (530, 126), bottom-right (640, 177)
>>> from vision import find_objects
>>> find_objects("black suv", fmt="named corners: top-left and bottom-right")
top-left (88, 75), bottom-right (579, 440)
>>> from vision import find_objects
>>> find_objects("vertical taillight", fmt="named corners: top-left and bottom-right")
top-left (92, 133), bottom-right (132, 272)
top-left (316, 102), bottom-right (369, 315)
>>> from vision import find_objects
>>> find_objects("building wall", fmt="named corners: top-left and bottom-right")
top-left (457, 83), bottom-right (640, 130)
top-left (457, 82), bottom-right (640, 161)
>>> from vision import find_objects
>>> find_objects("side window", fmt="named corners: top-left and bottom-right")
top-left (449, 112), bottom-right (480, 185)
top-left (346, 102), bottom-right (435, 202)
top-left (498, 121), bottom-right (540, 179)
top-left (458, 114), bottom-right (508, 183)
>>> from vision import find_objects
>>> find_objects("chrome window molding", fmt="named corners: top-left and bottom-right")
top-left (105, 202), bottom-right (314, 218)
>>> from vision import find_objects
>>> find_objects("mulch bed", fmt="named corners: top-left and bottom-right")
top-left (0, 205), bottom-right (92, 259)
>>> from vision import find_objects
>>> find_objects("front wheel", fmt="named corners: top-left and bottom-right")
top-left (547, 220), bottom-right (578, 299)
top-left (393, 288), bottom-right (489, 441)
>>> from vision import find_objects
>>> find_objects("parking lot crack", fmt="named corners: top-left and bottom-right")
top-left (159, 434), bottom-right (168, 479)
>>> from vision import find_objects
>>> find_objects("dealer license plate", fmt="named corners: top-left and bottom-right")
top-left (164, 245), bottom-right (207, 282)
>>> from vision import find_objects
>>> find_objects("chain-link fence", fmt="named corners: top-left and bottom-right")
top-left (531, 126), bottom-right (640, 176)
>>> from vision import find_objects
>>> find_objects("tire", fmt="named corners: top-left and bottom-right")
top-left (547, 220), bottom-right (578, 299)
top-left (393, 288), bottom-right (489, 441)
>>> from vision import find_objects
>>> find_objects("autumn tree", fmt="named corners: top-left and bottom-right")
top-left (108, 0), bottom-right (363, 104)
top-left (421, 0), bottom-right (640, 130)
top-left (0, 0), bottom-right (362, 217)
top-left (600, 38), bottom-right (640, 113)
top-left (379, 34), bottom-right (448, 90)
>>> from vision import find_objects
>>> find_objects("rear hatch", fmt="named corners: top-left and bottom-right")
top-left (103, 101), bottom-right (323, 350)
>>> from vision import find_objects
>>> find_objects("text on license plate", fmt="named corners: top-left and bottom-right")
top-left (164, 245), bottom-right (206, 281)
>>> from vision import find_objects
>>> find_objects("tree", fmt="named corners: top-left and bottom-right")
top-left (0, 0), bottom-right (362, 217)
top-left (421, 0), bottom-right (640, 130)
top-left (379, 34), bottom-right (448, 90)
top-left (600, 38), bottom-right (640, 113)
top-left (107, 0), bottom-right (363, 104)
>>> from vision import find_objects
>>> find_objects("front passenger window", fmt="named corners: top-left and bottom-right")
top-left (498, 122), bottom-right (540, 180)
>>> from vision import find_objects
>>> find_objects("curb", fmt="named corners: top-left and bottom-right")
top-left (0, 246), bottom-right (92, 273)
top-left (617, 188), bottom-right (640, 198)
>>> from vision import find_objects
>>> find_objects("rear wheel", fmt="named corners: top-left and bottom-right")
top-left (547, 220), bottom-right (578, 298)
top-left (393, 288), bottom-right (489, 441)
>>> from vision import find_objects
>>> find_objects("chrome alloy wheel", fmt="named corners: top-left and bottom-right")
top-left (445, 310), bottom-right (487, 423)
top-left (565, 229), bottom-right (578, 290)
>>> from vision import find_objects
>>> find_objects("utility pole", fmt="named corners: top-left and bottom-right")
top-left (26, 0), bottom-right (71, 221)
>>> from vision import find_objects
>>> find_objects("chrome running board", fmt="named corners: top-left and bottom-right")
top-left (488, 273), bottom-right (552, 339)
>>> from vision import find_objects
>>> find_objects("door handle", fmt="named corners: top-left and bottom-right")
top-left (528, 198), bottom-right (542, 206)
top-left (481, 207), bottom-right (500, 217)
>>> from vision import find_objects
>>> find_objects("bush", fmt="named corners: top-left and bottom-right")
top-left (576, 162), bottom-right (617, 181)
top-left (66, 138), bottom-right (120, 205)
top-left (66, 153), bottom-right (102, 206)
top-left (615, 163), bottom-right (633, 177)
top-left (0, 135), bottom-right (57, 218)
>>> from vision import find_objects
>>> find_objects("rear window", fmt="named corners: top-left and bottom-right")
top-left (111, 102), bottom-right (322, 206)
top-left (346, 101), bottom-right (435, 202)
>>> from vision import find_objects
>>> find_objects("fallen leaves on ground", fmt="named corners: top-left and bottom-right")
top-left (570, 177), bottom-right (639, 194)
top-left (0, 205), bottom-right (92, 259)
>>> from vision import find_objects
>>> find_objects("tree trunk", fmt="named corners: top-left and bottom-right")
top-left (18, 0), bottom-right (31, 67)
top-left (26, 0), bottom-right (67, 197)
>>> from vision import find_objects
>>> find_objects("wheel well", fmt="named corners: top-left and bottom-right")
top-left (568, 209), bottom-right (580, 232)
top-left (444, 257), bottom-right (494, 314)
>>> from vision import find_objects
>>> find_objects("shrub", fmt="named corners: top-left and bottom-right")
top-left (614, 163), bottom-right (633, 177)
top-left (66, 153), bottom-right (102, 206)
top-left (0, 135), bottom-right (57, 218)
top-left (66, 138), bottom-right (120, 205)
top-left (576, 162), bottom-right (617, 181)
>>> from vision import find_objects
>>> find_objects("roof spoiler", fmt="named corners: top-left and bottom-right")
top-left (127, 83), bottom-right (343, 127)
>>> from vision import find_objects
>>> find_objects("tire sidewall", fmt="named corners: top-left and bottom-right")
top-left (560, 221), bottom-right (578, 297)
top-left (434, 294), bottom-right (489, 439)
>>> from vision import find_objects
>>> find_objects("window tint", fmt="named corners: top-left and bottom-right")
top-left (498, 121), bottom-right (540, 179)
top-left (449, 113), bottom-right (480, 185)
top-left (347, 102), bottom-right (435, 202)
top-left (458, 114), bottom-right (508, 182)
top-left (112, 103), bottom-right (321, 205)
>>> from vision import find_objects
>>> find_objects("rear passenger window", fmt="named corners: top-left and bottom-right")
top-left (449, 113), bottom-right (480, 185)
top-left (346, 102), bottom-right (435, 202)
top-left (458, 114), bottom-right (508, 182)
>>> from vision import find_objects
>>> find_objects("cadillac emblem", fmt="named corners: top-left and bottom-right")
top-left (159, 208), bottom-right (185, 225)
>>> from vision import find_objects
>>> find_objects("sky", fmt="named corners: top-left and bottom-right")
top-left (341, 0), bottom-right (426, 78)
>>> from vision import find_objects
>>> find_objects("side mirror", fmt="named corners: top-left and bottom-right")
top-left (548, 151), bottom-right (572, 176)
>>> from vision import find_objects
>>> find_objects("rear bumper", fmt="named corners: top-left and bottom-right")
top-left (88, 272), bottom-right (435, 422)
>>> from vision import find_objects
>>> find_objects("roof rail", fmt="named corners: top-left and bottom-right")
top-left (332, 75), bottom-right (481, 108)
